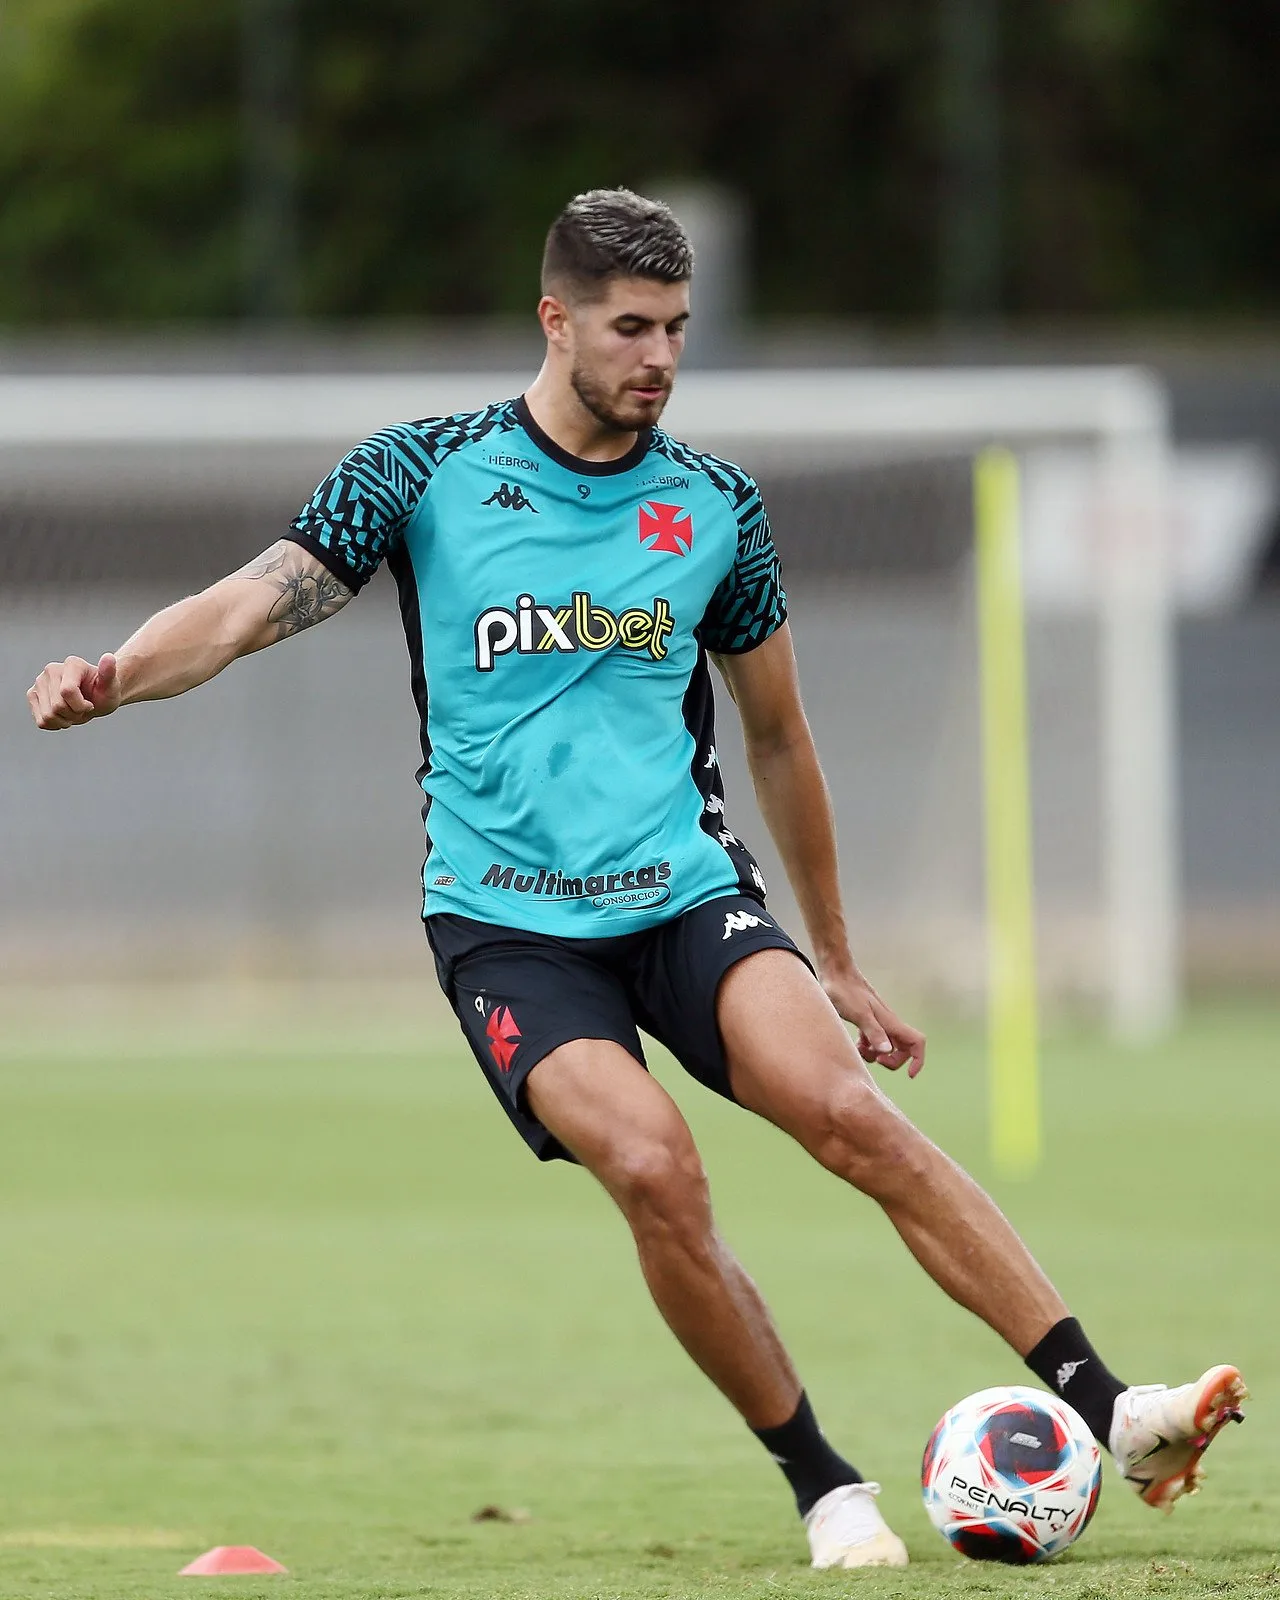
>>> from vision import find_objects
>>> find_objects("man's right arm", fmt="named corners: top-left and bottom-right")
top-left (27, 539), bottom-right (353, 731)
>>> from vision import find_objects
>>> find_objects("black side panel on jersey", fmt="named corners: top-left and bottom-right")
top-left (680, 646), bottom-right (767, 906)
top-left (386, 541), bottom-right (433, 858)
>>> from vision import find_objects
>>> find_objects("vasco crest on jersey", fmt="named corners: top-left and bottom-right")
top-left (639, 501), bottom-right (694, 556)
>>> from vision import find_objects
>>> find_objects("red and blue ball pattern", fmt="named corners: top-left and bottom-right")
top-left (921, 1386), bottom-right (1102, 1563)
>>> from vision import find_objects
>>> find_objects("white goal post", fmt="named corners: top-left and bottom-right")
top-left (0, 365), bottom-right (1177, 1038)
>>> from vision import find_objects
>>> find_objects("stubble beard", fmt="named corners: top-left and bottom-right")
top-left (570, 360), bottom-right (672, 434)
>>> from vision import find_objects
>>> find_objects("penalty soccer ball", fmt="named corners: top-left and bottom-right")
top-left (921, 1385), bottom-right (1102, 1563)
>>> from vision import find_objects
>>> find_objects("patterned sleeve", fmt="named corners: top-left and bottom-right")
top-left (287, 423), bottom-right (435, 591)
top-left (697, 479), bottom-right (788, 654)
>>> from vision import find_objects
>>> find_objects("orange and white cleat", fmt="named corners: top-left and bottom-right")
top-left (1109, 1364), bottom-right (1248, 1510)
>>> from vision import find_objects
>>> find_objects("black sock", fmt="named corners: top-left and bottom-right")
top-left (1025, 1316), bottom-right (1128, 1448)
top-left (751, 1391), bottom-right (862, 1518)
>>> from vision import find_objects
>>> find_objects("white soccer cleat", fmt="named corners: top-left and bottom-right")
top-left (1109, 1364), bottom-right (1248, 1511)
top-left (804, 1482), bottom-right (909, 1569)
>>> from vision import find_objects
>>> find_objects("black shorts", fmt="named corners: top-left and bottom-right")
top-left (426, 894), bottom-right (810, 1162)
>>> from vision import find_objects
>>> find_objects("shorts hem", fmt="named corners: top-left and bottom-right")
top-left (506, 1025), bottom-right (647, 1108)
top-left (716, 931), bottom-right (815, 986)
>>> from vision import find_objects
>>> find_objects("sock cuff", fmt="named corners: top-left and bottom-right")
top-left (1024, 1315), bottom-right (1127, 1449)
top-left (750, 1390), bottom-right (862, 1519)
top-left (751, 1390), bottom-right (813, 1447)
top-left (1024, 1316), bottom-right (1084, 1380)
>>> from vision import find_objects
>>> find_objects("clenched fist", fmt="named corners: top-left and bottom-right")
top-left (27, 653), bottom-right (121, 730)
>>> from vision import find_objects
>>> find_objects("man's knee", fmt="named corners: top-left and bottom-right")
top-left (809, 1076), bottom-right (936, 1199)
top-left (605, 1128), bottom-right (711, 1241)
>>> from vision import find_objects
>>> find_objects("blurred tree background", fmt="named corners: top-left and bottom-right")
top-left (0, 0), bottom-right (1277, 325)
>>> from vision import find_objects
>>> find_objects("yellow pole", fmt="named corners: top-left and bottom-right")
top-left (974, 448), bottom-right (1041, 1178)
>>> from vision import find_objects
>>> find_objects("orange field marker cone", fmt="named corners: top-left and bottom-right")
top-left (179, 1546), bottom-right (287, 1575)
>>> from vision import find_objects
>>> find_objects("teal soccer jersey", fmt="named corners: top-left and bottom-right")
top-left (287, 395), bottom-right (787, 935)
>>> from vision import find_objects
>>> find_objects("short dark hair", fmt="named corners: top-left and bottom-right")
top-left (541, 188), bottom-right (694, 300)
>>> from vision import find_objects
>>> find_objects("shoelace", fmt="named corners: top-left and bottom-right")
top-left (1111, 1384), bottom-right (1178, 1462)
top-left (810, 1482), bottom-right (885, 1545)
top-left (1115, 1384), bottom-right (1170, 1430)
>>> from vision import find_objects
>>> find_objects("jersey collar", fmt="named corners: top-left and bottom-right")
top-left (514, 394), bottom-right (654, 477)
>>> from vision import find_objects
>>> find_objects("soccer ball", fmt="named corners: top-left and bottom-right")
top-left (921, 1385), bottom-right (1102, 1563)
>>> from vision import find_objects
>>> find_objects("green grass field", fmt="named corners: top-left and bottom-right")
top-left (0, 988), bottom-right (1275, 1600)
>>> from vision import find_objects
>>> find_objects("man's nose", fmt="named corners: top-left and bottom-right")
top-left (641, 329), bottom-right (677, 369)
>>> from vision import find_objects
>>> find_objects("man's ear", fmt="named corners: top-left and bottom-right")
top-left (538, 293), bottom-right (572, 348)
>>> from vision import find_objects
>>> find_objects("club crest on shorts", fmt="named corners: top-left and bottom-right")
top-left (485, 1004), bottom-right (521, 1072)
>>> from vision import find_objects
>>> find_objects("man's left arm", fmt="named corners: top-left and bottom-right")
top-left (716, 624), bottom-right (926, 1077)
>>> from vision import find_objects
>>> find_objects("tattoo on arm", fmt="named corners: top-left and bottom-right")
top-left (234, 541), bottom-right (354, 640)
top-left (265, 566), bottom-right (349, 638)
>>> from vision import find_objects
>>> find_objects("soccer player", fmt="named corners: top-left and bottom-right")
top-left (27, 189), bottom-right (1246, 1568)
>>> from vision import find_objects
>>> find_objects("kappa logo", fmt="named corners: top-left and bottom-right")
top-left (474, 591), bottom-right (674, 671)
top-left (1056, 1359), bottom-right (1088, 1390)
top-left (723, 910), bottom-right (768, 940)
top-left (485, 1004), bottom-right (521, 1073)
top-left (483, 481), bottom-right (539, 513)
top-left (639, 500), bottom-right (694, 555)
